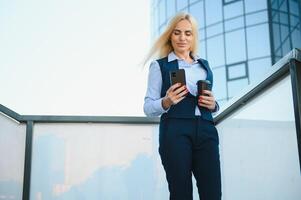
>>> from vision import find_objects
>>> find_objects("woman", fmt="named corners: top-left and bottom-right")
top-left (144, 13), bottom-right (221, 200)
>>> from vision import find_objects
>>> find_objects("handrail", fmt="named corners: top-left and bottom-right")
top-left (0, 104), bottom-right (22, 122)
top-left (0, 103), bottom-right (159, 124)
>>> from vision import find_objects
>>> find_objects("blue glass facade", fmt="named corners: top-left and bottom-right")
top-left (151, 0), bottom-right (301, 106)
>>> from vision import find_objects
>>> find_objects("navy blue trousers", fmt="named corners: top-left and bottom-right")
top-left (159, 117), bottom-right (221, 200)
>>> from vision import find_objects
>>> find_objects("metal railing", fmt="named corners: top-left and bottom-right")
top-left (0, 48), bottom-right (300, 200)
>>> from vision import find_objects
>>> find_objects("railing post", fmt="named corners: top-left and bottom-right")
top-left (289, 59), bottom-right (301, 173)
top-left (22, 121), bottom-right (34, 200)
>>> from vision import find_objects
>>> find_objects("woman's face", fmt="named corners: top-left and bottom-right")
top-left (171, 19), bottom-right (193, 54)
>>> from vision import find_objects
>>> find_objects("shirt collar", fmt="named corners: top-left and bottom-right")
top-left (167, 51), bottom-right (199, 63)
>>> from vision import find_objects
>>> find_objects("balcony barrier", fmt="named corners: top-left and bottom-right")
top-left (1, 48), bottom-right (300, 200)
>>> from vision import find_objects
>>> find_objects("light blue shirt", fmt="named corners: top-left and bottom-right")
top-left (144, 51), bottom-right (209, 117)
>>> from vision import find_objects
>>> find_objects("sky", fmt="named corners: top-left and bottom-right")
top-left (0, 0), bottom-right (151, 116)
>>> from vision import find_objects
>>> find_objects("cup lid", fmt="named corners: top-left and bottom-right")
top-left (196, 80), bottom-right (211, 85)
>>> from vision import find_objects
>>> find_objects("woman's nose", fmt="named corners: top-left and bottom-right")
top-left (179, 34), bottom-right (185, 40)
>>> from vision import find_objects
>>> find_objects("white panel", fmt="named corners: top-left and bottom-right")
top-left (0, 113), bottom-right (26, 200)
top-left (30, 123), bottom-right (175, 199)
top-left (217, 75), bottom-right (301, 200)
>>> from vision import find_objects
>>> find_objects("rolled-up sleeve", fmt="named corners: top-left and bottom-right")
top-left (143, 61), bottom-right (169, 117)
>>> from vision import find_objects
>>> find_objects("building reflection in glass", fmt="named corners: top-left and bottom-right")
top-left (151, 0), bottom-right (301, 106)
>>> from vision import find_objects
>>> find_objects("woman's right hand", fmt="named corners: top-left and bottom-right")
top-left (162, 83), bottom-right (189, 110)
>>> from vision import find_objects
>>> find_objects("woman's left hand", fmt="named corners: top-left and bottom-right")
top-left (198, 90), bottom-right (216, 111)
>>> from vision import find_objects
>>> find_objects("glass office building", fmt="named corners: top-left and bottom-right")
top-left (151, 0), bottom-right (301, 105)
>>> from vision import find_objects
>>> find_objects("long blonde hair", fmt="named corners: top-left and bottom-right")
top-left (144, 12), bottom-right (199, 64)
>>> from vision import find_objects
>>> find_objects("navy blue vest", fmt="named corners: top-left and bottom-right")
top-left (157, 56), bottom-right (214, 122)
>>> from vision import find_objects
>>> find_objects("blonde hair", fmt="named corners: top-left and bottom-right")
top-left (144, 12), bottom-right (199, 64)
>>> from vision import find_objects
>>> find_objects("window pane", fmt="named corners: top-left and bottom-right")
top-left (166, 0), bottom-right (176, 19)
top-left (273, 23), bottom-right (281, 51)
top-left (225, 29), bottom-right (246, 64)
top-left (227, 62), bottom-right (247, 80)
top-left (212, 66), bottom-right (227, 100)
top-left (207, 35), bottom-right (225, 67)
top-left (205, 0), bottom-right (223, 25)
top-left (181, 7), bottom-right (189, 13)
top-left (177, 0), bottom-right (188, 10)
top-left (190, 1), bottom-right (205, 28)
top-left (282, 38), bottom-right (291, 55)
top-left (159, 24), bottom-right (166, 35)
top-left (190, 0), bottom-right (200, 4)
top-left (224, 1), bottom-right (243, 19)
top-left (224, 0), bottom-right (241, 3)
top-left (280, 13), bottom-right (289, 25)
top-left (275, 56), bottom-right (282, 63)
top-left (246, 11), bottom-right (268, 26)
top-left (279, 0), bottom-right (288, 12)
top-left (275, 48), bottom-right (283, 57)
top-left (227, 78), bottom-right (249, 98)
top-left (199, 40), bottom-right (206, 59)
top-left (290, 15), bottom-right (300, 29)
top-left (292, 28), bottom-right (301, 49)
top-left (247, 24), bottom-right (270, 59)
top-left (272, 11), bottom-right (279, 23)
top-left (245, 0), bottom-right (267, 13)
top-left (200, 28), bottom-right (205, 40)
top-left (159, 0), bottom-right (166, 26)
top-left (271, 0), bottom-right (278, 9)
top-left (225, 16), bottom-right (244, 32)
top-left (281, 25), bottom-right (289, 43)
top-left (207, 23), bottom-right (223, 38)
top-left (289, 0), bottom-right (300, 16)
top-left (248, 57), bottom-right (272, 84)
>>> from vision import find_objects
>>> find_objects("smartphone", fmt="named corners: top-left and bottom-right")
top-left (169, 69), bottom-right (186, 86)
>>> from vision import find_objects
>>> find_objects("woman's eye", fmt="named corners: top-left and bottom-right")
top-left (174, 31), bottom-right (180, 35)
top-left (185, 32), bottom-right (192, 36)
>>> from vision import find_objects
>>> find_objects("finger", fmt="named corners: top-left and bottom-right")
top-left (169, 85), bottom-right (184, 95)
top-left (199, 95), bottom-right (213, 101)
top-left (166, 85), bottom-right (181, 98)
top-left (198, 103), bottom-right (209, 108)
top-left (174, 85), bottom-right (187, 95)
top-left (168, 83), bottom-right (182, 93)
top-left (176, 89), bottom-right (188, 99)
top-left (202, 90), bottom-right (213, 96)
top-left (174, 96), bottom-right (185, 104)
top-left (199, 99), bottom-right (212, 105)
top-left (199, 97), bottom-right (214, 104)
